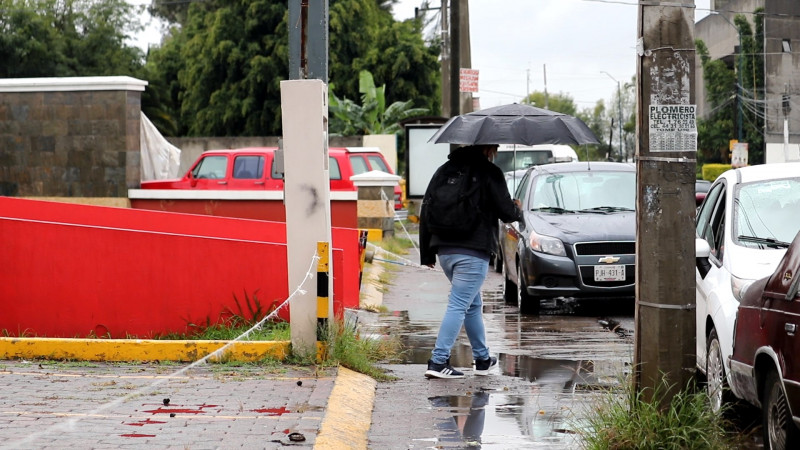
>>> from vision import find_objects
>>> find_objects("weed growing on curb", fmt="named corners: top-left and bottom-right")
top-left (318, 319), bottom-right (402, 382)
top-left (580, 375), bottom-right (746, 450)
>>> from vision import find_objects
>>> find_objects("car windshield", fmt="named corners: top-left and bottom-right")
top-left (735, 178), bottom-right (800, 248)
top-left (192, 156), bottom-right (227, 179)
top-left (530, 170), bottom-right (635, 213)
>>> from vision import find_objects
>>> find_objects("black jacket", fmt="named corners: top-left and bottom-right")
top-left (420, 146), bottom-right (523, 266)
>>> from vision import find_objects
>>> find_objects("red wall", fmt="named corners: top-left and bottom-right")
top-left (0, 197), bottom-right (359, 338)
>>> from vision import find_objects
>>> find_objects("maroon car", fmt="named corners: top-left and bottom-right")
top-left (731, 230), bottom-right (800, 449)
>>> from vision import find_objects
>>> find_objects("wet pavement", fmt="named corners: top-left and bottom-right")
top-left (361, 261), bottom-right (636, 449)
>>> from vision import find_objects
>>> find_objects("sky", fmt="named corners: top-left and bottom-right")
top-left (130, 0), bottom-right (712, 113)
top-left (392, 0), bottom-right (712, 111)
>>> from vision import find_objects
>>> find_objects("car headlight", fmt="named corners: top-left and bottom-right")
top-left (528, 230), bottom-right (566, 256)
top-left (731, 275), bottom-right (754, 302)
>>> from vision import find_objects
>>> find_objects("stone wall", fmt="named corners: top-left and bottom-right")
top-left (0, 77), bottom-right (147, 197)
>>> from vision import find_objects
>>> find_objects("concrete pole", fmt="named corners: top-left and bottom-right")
top-left (280, 80), bottom-right (333, 355)
top-left (634, 1), bottom-right (697, 403)
top-left (285, 0), bottom-right (332, 354)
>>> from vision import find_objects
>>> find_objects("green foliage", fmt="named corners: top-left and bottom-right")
top-left (695, 9), bottom-right (765, 165)
top-left (523, 91), bottom-right (578, 116)
top-left (0, 0), bottom-right (145, 78)
top-left (329, 70), bottom-right (429, 135)
top-left (581, 376), bottom-right (741, 450)
top-left (145, 0), bottom-right (439, 137)
top-left (701, 164), bottom-right (731, 181)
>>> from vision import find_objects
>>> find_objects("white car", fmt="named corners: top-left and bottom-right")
top-left (695, 162), bottom-right (800, 411)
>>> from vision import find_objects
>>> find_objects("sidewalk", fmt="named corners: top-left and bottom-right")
top-left (0, 260), bottom-right (391, 449)
top-left (0, 257), bottom-right (460, 449)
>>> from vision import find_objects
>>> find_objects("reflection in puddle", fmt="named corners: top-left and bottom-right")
top-left (429, 390), bottom-right (583, 448)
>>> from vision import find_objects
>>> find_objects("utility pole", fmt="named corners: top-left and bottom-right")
top-left (602, 71), bottom-right (624, 161)
top-left (285, 0), bottom-right (333, 355)
top-left (447, 0), bottom-right (472, 116)
top-left (634, 1), bottom-right (697, 403)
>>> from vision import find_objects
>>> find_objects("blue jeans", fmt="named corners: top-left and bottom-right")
top-left (431, 253), bottom-right (490, 365)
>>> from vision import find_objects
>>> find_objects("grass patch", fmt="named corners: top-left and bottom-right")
top-left (318, 319), bottom-right (403, 382)
top-left (580, 375), bottom-right (745, 449)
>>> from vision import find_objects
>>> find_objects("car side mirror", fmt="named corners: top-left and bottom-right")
top-left (696, 238), bottom-right (712, 279)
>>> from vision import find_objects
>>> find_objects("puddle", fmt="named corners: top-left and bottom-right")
top-left (428, 391), bottom-right (584, 448)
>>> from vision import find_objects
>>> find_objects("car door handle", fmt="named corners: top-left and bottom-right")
top-left (217, 181), bottom-right (227, 185)
top-left (254, 181), bottom-right (264, 185)
top-left (786, 323), bottom-right (797, 335)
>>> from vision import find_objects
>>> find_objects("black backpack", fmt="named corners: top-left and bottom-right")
top-left (422, 161), bottom-right (483, 239)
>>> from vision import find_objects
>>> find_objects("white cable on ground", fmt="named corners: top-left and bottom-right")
top-left (3, 253), bottom-right (322, 450)
top-left (367, 242), bottom-right (439, 272)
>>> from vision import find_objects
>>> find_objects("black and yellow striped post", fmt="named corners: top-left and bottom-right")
top-left (316, 241), bottom-right (330, 340)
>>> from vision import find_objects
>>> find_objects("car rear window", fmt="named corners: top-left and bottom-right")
top-left (366, 155), bottom-right (390, 173)
top-left (233, 155), bottom-right (263, 179)
top-left (349, 155), bottom-right (370, 175)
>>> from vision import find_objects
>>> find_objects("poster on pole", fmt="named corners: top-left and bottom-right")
top-left (731, 143), bottom-right (749, 168)
top-left (648, 104), bottom-right (697, 152)
top-left (459, 68), bottom-right (479, 93)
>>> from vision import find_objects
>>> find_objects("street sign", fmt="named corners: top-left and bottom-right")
top-left (459, 68), bottom-right (479, 93)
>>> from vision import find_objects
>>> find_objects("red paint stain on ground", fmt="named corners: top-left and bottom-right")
top-left (121, 433), bottom-right (156, 438)
top-left (125, 418), bottom-right (167, 426)
top-left (251, 406), bottom-right (290, 416)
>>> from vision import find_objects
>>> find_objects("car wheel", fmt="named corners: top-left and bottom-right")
top-left (493, 248), bottom-right (503, 273)
top-left (516, 264), bottom-right (540, 315)
top-left (763, 370), bottom-right (799, 450)
top-left (705, 328), bottom-right (729, 413)
top-left (502, 262), bottom-right (516, 305)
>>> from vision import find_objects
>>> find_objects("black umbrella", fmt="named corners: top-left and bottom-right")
top-left (428, 103), bottom-right (600, 146)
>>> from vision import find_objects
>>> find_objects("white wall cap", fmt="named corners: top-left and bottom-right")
top-left (0, 76), bottom-right (148, 92)
top-left (128, 189), bottom-right (357, 201)
top-left (351, 170), bottom-right (401, 187)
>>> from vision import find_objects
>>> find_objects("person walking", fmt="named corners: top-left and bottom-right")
top-left (420, 144), bottom-right (523, 379)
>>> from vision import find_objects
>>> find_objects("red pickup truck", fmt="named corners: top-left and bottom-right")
top-left (141, 146), bottom-right (403, 210)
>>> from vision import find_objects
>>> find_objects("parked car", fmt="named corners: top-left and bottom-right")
top-left (730, 230), bottom-right (800, 449)
top-left (141, 147), bottom-right (404, 210)
top-left (694, 162), bottom-right (800, 413)
top-left (695, 179), bottom-right (712, 207)
top-left (498, 161), bottom-right (636, 314)
top-left (493, 144), bottom-right (579, 173)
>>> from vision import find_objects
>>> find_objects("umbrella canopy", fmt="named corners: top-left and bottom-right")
top-left (428, 103), bottom-right (600, 146)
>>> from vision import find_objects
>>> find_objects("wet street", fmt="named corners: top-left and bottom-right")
top-left (362, 262), bottom-right (636, 449)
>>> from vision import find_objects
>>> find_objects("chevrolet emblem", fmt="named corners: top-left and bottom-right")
top-left (598, 256), bottom-right (620, 264)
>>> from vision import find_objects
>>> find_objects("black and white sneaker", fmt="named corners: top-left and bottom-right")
top-left (474, 356), bottom-right (497, 376)
top-left (424, 359), bottom-right (465, 379)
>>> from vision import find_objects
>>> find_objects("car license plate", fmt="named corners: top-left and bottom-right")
top-left (594, 264), bottom-right (625, 282)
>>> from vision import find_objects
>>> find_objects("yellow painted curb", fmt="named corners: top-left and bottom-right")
top-left (0, 337), bottom-right (325, 362)
top-left (315, 367), bottom-right (376, 449)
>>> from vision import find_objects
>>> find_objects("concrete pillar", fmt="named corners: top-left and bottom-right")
top-left (352, 170), bottom-right (400, 241)
top-left (280, 79), bottom-right (332, 354)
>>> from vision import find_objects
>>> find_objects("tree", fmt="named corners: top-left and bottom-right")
top-left (329, 70), bottom-right (428, 135)
top-left (696, 39), bottom-right (736, 164)
top-left (146, 0), bottom-right (440, 137)
top-left (695, 9), bottom-right (765, 165)
top-left (0, 0), bottom-right (145, 78)
top-left (522, 91), bottom-right (578, 116)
